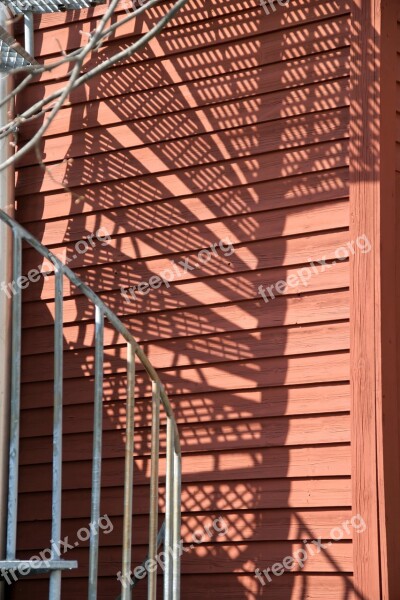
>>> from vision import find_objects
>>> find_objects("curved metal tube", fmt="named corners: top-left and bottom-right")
top-left (0, 208), bottom-right (181, 453)
top-left (0, 208), bottom-right (182, 600)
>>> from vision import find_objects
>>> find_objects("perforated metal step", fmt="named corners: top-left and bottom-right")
top-left (0, 0), bottom-right (105, 14)
top-left (0, 25), bottom-right (35, 71)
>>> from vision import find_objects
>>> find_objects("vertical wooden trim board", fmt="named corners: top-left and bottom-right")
top-left (350, 0), bottom-right (400, 598)
top-left (378, 0), bottom-right (400, 597)
top-left (349, 0), bottom-right (381, 597)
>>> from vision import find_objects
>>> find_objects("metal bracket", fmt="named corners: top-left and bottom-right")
top-left (0, 559), bottom-right (78, 579)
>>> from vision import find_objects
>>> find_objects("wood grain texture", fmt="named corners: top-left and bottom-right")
top-left (19, 84), bottom-right (350, 166)
top-left (24, 14), bottom-right (350, 90)
top-left (19, 414), bottom-right (351, 464)
top-left (33, 0), bottom-right (347, 30)
top-left (20, 78), bottom-right (349, 142)
top-left (376, 1), bottom-right (400, 598)
top-left (10, 574), bottom-right (357, 600)
top-left (17, 166), bottom-right (350, 228)
top-left (20, 230), bottom-right (350, 306)
top-left (17, 163), bottom-right (349, 224)
top-left (20, 383), bottom-right (350, 432)
top-left (349, 0), bottom-right (382, 596)
top-left (32, 0), bottom-right (349, 57)
top-left (18, 477), bottom-right (352, 520)
top-left (20, 321), bottom-right (350, 383)
top-left (8, 542), bottom-right (353, 575)
top-left (17, 46), bottom-right (350, 113)
top-left (17, 444), bottom-right (352, 492)
top-left (21, 199), bottom-right (349, 272)
top-left (21, 290), bottom-right (350, 355)
top-left (18, 351), bottom-right (350, 414)
top-left (16, 509), bottom-right (354, 549)
top-left (17, 110), bottom-right (350, 193)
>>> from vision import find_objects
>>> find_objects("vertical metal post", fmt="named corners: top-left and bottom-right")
top-left (163, 418), bottom-right (174, 598)
top-left (6, 233), bottom-right (21, 561)
top-left (49, 268), bottom-right (63, 600)
top-left (0, 8), bottom-right (14, 598)
top-left (172, 446), bottom-right (181, 600)
top-left (88, 305), bottom-right (104, 600)
top-left (23, 12), bottom-right (34, 56)
top-left (121, 343), bottom-right (135, 600)
top-left (148, 381), bottom-right (160, 600)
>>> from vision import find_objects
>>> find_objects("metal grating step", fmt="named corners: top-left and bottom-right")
top-left (0, 0), bottom-right (105, 14)
top-left (0, 25), bottom-right (35, 71)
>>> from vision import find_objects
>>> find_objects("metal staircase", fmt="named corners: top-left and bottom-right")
top-left (0, 208), bottom-right (182, 599)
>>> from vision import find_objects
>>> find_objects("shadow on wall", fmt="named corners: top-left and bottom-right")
top-left (9, 0), bottom-right (378, 597)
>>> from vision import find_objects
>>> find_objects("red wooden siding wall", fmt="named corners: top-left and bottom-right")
top-left (14, 0), bottom-right (353, 597)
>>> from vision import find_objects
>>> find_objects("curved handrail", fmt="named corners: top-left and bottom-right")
top-left (0, 208), bottom-right (181, 451)
top-left (0, 207), bottom-right (182, 600)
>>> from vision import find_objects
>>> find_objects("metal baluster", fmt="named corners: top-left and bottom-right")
top-left (23, 12), bottom-right (34, 55)
top-left (88, 305), bottom-right (104, 600)
top-left (163, 417), bottom-right (174, 598)
top-left (49, 268), bottom-right (63, 600)
top-left (6, 233), bottom-right (22, 560)
top-left (172, 443), bottom-right (181, 600)
top-left (121, 343), bottom-right (136, 600)
top-left (148, 381), bottom-right (160, 600)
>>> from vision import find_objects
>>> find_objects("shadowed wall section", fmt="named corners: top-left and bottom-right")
top-left (12, 0), bottom-right (353, 597)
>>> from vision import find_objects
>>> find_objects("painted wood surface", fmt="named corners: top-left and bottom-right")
top-left (13, 0), bottom-right (353, 597)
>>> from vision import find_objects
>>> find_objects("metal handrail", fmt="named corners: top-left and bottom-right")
top-left (0, 208), bottom-right (182, 600)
